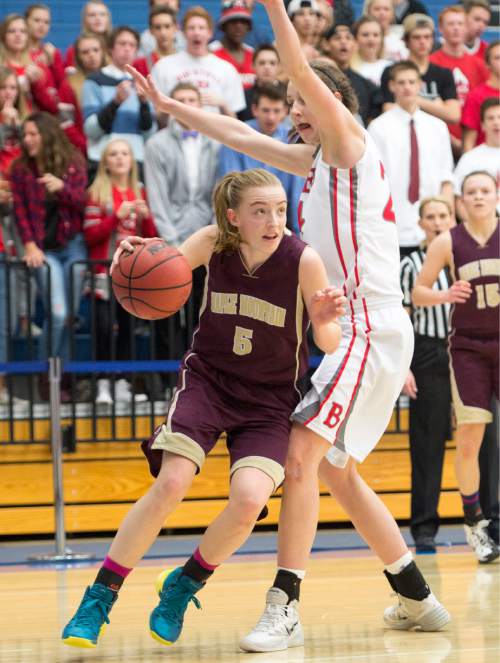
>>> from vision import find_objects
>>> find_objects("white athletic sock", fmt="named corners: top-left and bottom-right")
top-left (384, 551), bottom-right (413, 575)
top-left (277, 566), bottom-right (306, 580)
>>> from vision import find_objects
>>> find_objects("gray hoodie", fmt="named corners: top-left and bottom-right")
top-left (144, 121), bottom-right (220, 246)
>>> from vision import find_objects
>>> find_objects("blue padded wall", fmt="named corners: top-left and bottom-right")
top-left (1, 1), bottom-right (461, 53)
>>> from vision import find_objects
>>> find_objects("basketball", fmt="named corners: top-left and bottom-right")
top-left (111, 239), bottom-right (192, 320)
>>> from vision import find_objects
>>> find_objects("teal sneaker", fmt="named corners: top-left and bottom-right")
top-left (150, 567), bottom-right (203, 645)
top-left (62, 583), bottom-right (117, 648)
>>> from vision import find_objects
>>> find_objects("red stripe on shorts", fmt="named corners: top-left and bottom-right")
top-left (334, 300), bottom-right (372, 440)
top-left (304, 301), bottom-right (358, 426)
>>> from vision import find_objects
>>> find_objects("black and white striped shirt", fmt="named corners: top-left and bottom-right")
top-left (400, 247), bottom-right (451, 339)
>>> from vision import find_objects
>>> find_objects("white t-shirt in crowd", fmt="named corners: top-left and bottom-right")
top-left (151, 50), bottom-right (246, 114)
top-left (453, 143), bottom-right (500, 194)
top-left (356, 59), bottom-right (393, 86)
top-left (384, 29), bottom-right (409, 63)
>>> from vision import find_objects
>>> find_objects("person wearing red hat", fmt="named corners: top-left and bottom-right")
top-left (211, 1), bottom-right (256, 89)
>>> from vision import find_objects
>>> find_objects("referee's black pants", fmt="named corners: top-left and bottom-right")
top-left (409, 336), bottom-right (451, 541)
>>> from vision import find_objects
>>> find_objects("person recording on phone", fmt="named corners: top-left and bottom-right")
top-left (82, 26), bottom-right (156, 182)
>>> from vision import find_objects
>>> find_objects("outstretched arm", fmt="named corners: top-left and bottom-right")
top-left (412, 232), bottom-right (472, 307)
top-left (126, 66), bottom-right (315, 177)
top-left (260, 0), bottom-right (364, 169)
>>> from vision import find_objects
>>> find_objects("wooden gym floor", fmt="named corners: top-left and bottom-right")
top-left (0, 546), bottom-right (498, 663)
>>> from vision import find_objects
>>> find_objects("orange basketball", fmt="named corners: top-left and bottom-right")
top-left (111, 239), bottom-right (192, 320)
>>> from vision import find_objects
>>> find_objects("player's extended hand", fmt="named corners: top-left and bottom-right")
top-left (110, 235), bottom-right (148, 276)
top-left (309, 286), bottom-right (346, 326)
top-left (444, 280), bottom-right (472, 304)
top-left (124, 65), bottom-right (173, 114)
top-left (402, 370), bottom-right (418, 399)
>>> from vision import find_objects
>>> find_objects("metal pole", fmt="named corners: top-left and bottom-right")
top-left (28, 357), bottom-right (94, 563)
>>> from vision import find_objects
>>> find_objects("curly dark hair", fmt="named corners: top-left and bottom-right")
top-left (17, 111), bottom-right (82, 177)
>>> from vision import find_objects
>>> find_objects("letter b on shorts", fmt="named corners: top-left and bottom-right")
top-left (323, 402), bottom-right (343, 429)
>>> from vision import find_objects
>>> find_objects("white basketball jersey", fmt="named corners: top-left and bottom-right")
top-left (299, 131), bottom-right (403, 309)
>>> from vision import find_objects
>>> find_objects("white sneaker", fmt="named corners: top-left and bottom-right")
top-left (96, 379), bottom-right (113, 405)
top-left (384, 591), bottom-right (451, 631)
top-left (114, 379), bottom-right (147, 403)
top-left (239, 588), bottom-right (304, 652)
top-left (464, 519), bottom-right (500, 564)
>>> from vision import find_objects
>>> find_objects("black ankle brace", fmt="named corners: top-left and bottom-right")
top-left (383, 561), bottom-right (430, 601)
top-left (273, 569), bottom-right (301, 603)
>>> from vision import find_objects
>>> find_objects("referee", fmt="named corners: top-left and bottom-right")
top-left (400, 196), bottom-right (453, 553)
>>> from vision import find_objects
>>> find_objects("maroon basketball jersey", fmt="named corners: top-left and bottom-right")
top-left (450, 221), bottom-right (500, 335)
top-left (189, 233), bottom-right (309, 388)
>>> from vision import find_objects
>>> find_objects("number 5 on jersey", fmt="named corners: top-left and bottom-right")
top-left (233, 326), bottom-right (254, 355)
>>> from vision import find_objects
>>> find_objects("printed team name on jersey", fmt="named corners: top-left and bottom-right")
top-left (211, 292), bottom-right (286, 327)
top-left (458, 258), bottom-right (500, 282)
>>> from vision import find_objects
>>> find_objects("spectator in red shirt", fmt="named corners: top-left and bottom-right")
top-left (84, 138), bottom-right (156, 404)
top-left (0, 14), bottom-right (54, 114)
top-left (429, 5), bottom-right (489, 155)
top-left (0, 67), bottom-right (27, 181)
top-left (10, 112), bottom-right (87, 369)
top-left (25, 3), bottom-right (65, 87)
top-left (212, 1), bottom-right (256, 90)
top-left (134, 6), bottom-right (178, 77)
top-left (64, 1), bottom-right (112, 73)
top-left (462, 41), bottom-right (500, 152)
top-left (464, 0), bottom-right (491, 60)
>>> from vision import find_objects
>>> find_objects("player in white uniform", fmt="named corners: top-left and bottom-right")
top-left (126, 0), bottom-right (450, 651)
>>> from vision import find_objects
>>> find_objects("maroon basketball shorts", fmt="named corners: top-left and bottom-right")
top-left (449, 332), bottom-right (499, 425)
top-left (142, 355), bottom-right (299, 488)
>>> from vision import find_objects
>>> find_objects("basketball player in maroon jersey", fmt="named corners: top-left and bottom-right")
top-left (124, 0), bottom-right (450, 651)
top-left (413, 170), bottom-right (499, 564)
top-left (61, 168), bottom-right (346, 649)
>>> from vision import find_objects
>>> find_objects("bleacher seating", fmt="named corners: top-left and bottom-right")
top-left (1, 1), bottom-right (496, 53)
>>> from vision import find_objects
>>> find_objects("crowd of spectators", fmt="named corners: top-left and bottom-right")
top-left (0, 0), bottom-right (498, 407)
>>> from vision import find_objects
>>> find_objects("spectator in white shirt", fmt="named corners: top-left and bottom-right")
top-left (151, 5), bottom-right (245, 117)
top-left (363, 0), bottom-right (408, 62)
top-left (351, 16), bottom-right (392, 86)
top-left (454, 98), bottom-right (500, 221)
top-left (368, 60), bottom-right (454, 255)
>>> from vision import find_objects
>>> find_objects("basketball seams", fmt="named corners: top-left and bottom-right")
top-left (119, 295), bottom-right (178, 315)
top-left (119, 252), bottom-right (186, 280)
top-left (111, 280), bottom-right (192, 292)
top-left (111, 239), bottom-right (193, 320)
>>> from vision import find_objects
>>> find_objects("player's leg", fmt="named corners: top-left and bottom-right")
top-left (240, 425), bottom-right (329, 652)
top-left (450, 338), bottom-right (499, 563)
top-left (62, 452), bottom-right (197, 648)
top-left (150, 466), bottom-right (275, 646)
top-left (318, 458), bottom-right (450, 631)
top-left (456, 422), bottom-right (499, 563)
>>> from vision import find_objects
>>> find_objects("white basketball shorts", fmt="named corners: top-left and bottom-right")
top-left (293, 304), bottom-right (414, 467)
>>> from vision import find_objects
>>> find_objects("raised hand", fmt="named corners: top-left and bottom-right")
top-left (125, 65), bottom-right (173, 114)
